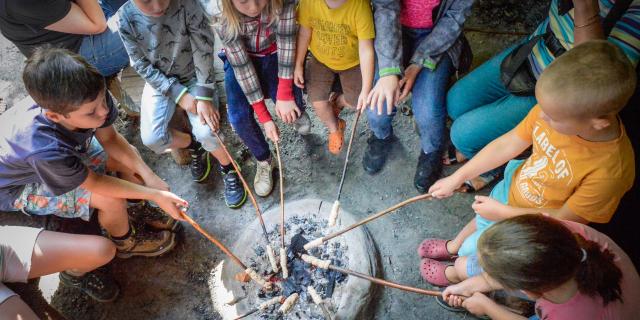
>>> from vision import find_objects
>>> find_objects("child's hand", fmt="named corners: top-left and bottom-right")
top-left (275, 100), bottom-right (301, 124)
top-left (178, 93), bottom-right (197, 114)
top-left (356, 89), bottom-right (370, 111)
top-left (294, 64), bottom-right (305, 89)
top-left (196, 100), bottom-right (220, 132)
top-left (152, 190), bottom-right (189, 221)
top-left (398, 64), bottom-right (422, 102)
top-left (443, 282), bottom-right (473, 303)
top-left (472, 196), bottom-right (508, 221)
top-left (262, 120), bottom-right (280, 142)
top-left (429, 174), bottom-right (464, 198)
top-left (367, 75), bottom-right (399, 115)
top-left (461, 292), bottom-right (491, 317)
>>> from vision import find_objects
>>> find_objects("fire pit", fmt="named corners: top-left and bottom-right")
top-left (210, 198), bottom-right (379, 319)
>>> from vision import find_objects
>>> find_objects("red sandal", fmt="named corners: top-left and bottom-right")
top-left (420, 258), bottom-right (453, 287)
top-left (417, 239), bottom-right (457, 260)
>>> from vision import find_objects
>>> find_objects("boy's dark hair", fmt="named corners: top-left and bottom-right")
top-left (22, 47), bottom-right (105, 116)
top-left (478, 214), bottom-right (623, 305)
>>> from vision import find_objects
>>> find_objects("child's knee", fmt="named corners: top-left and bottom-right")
top-left (94, 236), bottom-right (117, 262)
top-left (192, 126), bottom-right (222, 152)
top-left (140, 129), bottom-right (170, 154)
top-left (454, 256), bottom-right (470, 280)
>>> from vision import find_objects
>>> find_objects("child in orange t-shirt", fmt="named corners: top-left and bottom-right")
top-left (419, 40), bottom-right (636, 286)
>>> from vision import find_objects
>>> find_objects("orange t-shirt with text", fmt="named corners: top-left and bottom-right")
top-left (508, 106), bottom-right (635, 223)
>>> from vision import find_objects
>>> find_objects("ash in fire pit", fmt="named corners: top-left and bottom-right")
top-left (210, 198), bottom-right (379, 320)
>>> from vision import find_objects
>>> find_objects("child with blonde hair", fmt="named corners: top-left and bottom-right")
top-left (212, 0), bottom-right (309, 197)
top-left (420, 40), bottom-right (636, 287)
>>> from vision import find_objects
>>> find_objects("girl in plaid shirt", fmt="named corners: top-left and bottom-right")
top-left (212, 0), bottom-right (309, 197)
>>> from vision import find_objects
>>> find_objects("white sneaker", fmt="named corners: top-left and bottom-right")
top-left (254, 158), bottom-right (275, 197)
top-left (293, 111), bottom-right (311, 135)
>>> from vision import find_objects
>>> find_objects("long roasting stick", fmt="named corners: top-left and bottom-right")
top-left (274, 140), bottom-right (289, 278)
top-left (180, 210), bottom-right (270, 288)
top-left (213, 131), bottom-right (279, 272)
top-left (301, 254), bottom-right (440, 296)
top-left (306, 193), bottom-right (433, 250)
top-left (328, 108), bottom-right (364, 227)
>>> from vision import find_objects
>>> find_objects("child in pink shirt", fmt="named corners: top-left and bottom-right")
top-left (441, 215), bottom-right (640, 320)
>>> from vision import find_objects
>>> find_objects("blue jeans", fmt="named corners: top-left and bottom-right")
top-left (367, 27), bottom-right (453, 155)
top-left (140, 79), bottom-right (222, 154)
top-left (78, 0), bottom-right (129, 77)
top-left (220, 52), bottom-right (306, 161)
top-left (446, 42), bottom-right (537, 160)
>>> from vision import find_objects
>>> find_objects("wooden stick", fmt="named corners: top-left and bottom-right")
top-left (306, 193), bottom-right (433, 250)
top-left (213, 132), bottom-right (278, 272)
top-left (301, 254), bottom-right (441, 297)
top-left (181, 210), bottom-right (247, 269)
top-left (213, 132), bottom-right (269, 240)
top-left (274, 140), bottom-right (285, 249)
top-left (329, 109), bottom-right (364, 227)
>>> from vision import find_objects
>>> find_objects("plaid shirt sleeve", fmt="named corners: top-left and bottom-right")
top-left (276, 0), bottom-right (297, 80)
top-left (220, 36), bottom-right (266, 105)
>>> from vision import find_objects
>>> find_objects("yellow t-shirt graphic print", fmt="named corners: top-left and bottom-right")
top-left (298, 0), bottom-right (375, 71)
top-left (508, 106), bottom-right (635, 223)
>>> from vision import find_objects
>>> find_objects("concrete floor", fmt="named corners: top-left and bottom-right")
top-left (0, 2), bottom-right (546, 318)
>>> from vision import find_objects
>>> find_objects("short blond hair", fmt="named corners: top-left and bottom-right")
top-left (536, 40), bottom-right (636, 118)
top-left (214, 0), bottom-right (283, 43)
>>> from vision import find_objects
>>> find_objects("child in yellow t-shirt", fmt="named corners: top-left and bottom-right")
top-left (294, 0), bottom-right (375, 155)
top-left (419, 41), bottom-right (636, 287)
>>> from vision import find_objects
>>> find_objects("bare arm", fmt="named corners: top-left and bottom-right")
top-left (573, 0), bottom-right (604, 44)
top-left (294, 25), bottom-right (312, 88)
top-left (357, 38), bottom-right (375, 110)
top-left (45, 0), bottom-right (107, 35)
top-left (95, 125), bottom-right (169, 191)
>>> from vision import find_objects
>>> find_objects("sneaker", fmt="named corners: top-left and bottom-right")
top-left (221, 168), bottom-right (247, 208)
top-left (293, 111), bottom-right (311, 135)
top-left (414, 151), bottom-right (443, 193)
top-left (59, 269), bottom-right (120, 303)
top-left (113, 226), bottom-right (176, 259)
top-left (128, 203), bottom-right (180, 231)
top-left (189, 144), bottom-right (212, 183)
top-left (363, 134), bottom-right (393, 174)
top-left (254, 158), bottom-right (275, 197)
top-left (327, 118), bottom-right (346, 155)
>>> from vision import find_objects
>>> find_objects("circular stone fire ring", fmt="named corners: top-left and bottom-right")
top-left (210, 198), bottom-right (380, 319)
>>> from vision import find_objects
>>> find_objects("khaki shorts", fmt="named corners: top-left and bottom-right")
top-left (0, 226), bottom-right (43, 304)
top-left (306, 55), bottom-right (362, 107)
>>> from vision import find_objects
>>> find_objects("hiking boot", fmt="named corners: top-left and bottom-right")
top-left (254, 158), bottom-right (275, 197)
top-left (59, 269), bottom-right (120, 303)
top-left (113, 226), bottom-right (176, 259)
top-left (294, 111), bottom-right (311, 135)
top-left (363, 134), bottom-right (393, 174)
top-left (414, 151), bottom-right (443, 193)
top-left (171, 148), bottom-right (191, 165)
top-left (221, 167), bottom-right (247, 208)
top-left (189, 144), bottom-right (212, 183)
top-left (128, 202), bottom-right (180, 231)
top-left (327, 118), bottom-right (346, 155)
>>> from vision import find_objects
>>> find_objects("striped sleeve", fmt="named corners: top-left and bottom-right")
top-left (608, 1), bottom-right (640, 66)
top-left (276, 0), bottom-right (297, 79)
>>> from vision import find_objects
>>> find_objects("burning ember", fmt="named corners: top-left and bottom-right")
top-left (248, 216), bottom-right (348, 319)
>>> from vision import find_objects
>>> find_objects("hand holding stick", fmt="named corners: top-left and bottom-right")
top-left (307, 193), bottom-right (433, 250)
top-left (329, 108), bottom-right (364, 227)
top-left (212, 132), bottom-right (279, 273)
